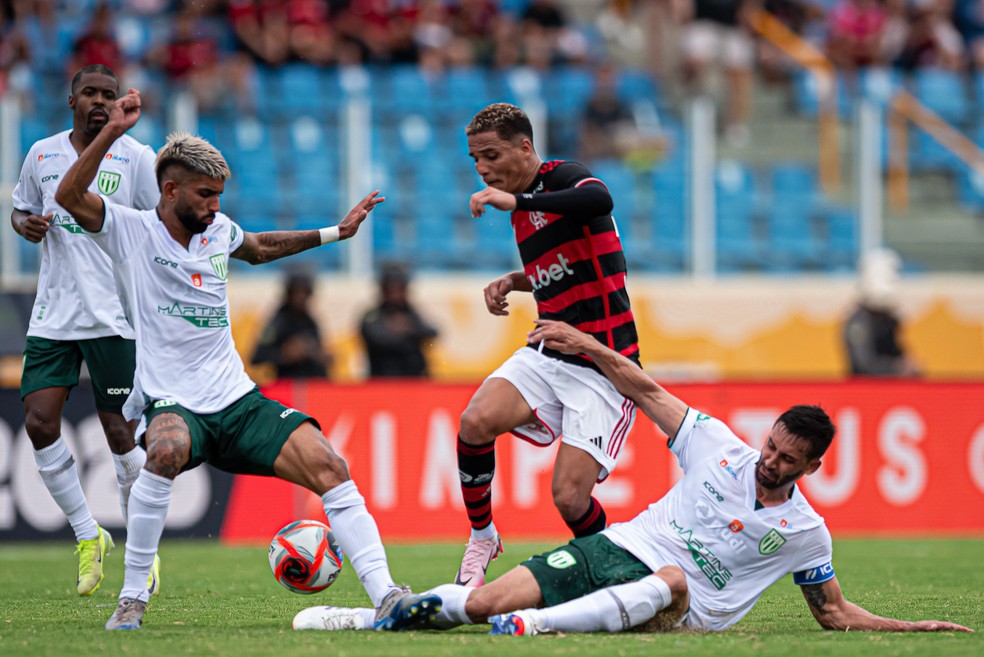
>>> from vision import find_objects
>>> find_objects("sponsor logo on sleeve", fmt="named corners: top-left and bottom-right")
top-left (793, 562), bottom-right (835, 585)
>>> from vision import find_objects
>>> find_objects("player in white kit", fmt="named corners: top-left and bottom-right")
top-left (10, 64), bottom-right (160, 597)
top-left (293, 319), bottom-right (971, 635)
top-left (54, 88), bottom-right (440, 632)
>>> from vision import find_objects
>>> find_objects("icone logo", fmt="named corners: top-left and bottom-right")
top-left (703, 481), bottom-right (724, 503)
top-left (527, 253), bottom-right (574, 291)
top-left (106, 387), bottom-right (131, 395)
top-left (154, 256), bottom-right (179, 269)
top-left (41, 174), bottom-right (60, 183)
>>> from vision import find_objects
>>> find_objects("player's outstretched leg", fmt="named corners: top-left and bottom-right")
top-left (76, 526), bottom-right (114, 596)
top-left (373, 587), bottom-right (442, 631)
top-left (105, 597), bottom-right (147, 630)
top-left (293, 606), bottom-right (374, 631)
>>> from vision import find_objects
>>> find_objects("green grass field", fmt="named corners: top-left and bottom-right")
top-left (0, 538), bottom-right (980, 657)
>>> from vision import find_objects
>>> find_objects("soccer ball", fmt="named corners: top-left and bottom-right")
top-left (268, 519), bottom-right (343, 594)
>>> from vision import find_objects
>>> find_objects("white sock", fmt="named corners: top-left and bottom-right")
top-left (426, 583), bottom-right (475, 629)
top-left (113, 447), bottom-right (146, 527)
top-left (322, 480), bottom-right (396, 607)
top-left (34, 438), bottom-right (98, 541)
top-left (471, 522), bottom-right (498, 540)
top-left (535, 575), bottom-right (672, 633)
top-left (120, 470), bottom-right (172, 602)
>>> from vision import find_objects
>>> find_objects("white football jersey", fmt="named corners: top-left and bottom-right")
top-left (603, 408), bottom-right (834, 631)
top-left (89, 204), bottom-right (255, 414)
top-left (12, 130), bottom-right (158, 340)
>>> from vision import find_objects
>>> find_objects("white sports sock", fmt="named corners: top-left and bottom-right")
top-left (34, 438), bottom-right (98, 541)
top-left (321, 480), bottom-right (396, 607)
top-left (426, 583), bottom-right (475, 629)
top-left (471, 522), bottom-right (498, 541)
top-left (120, 470), bottom-right (172, 602)
top-left (113, 447), bottom-right (146, 527)
top-left (536, 575), bottom-right (672, 633)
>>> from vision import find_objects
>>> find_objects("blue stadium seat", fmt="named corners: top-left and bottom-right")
top-left (823, 206), bottom-right (858, 271)
top-left (617, 69), bottom-right (660, 105)
top-left (446, 68), bottom-right (492, 115)
top-left (592, 160), bottom-right (637, 223)
top-left (471, 210), bottom-right (517, 270)
top-left (715, 161), bottom-right (762, 271)
top-left (281, 63), bottom-right (326, 111)
top-left (767, 199), bottom-right (822, 272)
top-left (771, 162), bottom-right (817, 199)
top-left (859, 67), bottom-right (903, 107)
top-left (912, 68), bottom-right (971, 126)
top-left (650, 171), bottom-right (689, 272)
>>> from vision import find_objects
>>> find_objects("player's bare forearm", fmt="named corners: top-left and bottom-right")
top-left (232, 230), bottom-right (321, 264)
top-left (801, 581), bottom-right (971, 632)
top-left (528, 319), bottom-right (687, 435)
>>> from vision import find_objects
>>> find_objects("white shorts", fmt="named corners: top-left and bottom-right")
top-left (488, 347), bottom-right (636, 480)
top-left (682, 21), bottom-right (754, 70)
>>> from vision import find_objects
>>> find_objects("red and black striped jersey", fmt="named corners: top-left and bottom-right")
top-left (511, 160), bottom-right (640, 370)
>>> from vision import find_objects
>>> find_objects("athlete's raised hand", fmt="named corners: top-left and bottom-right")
top-left (107, 88), bottom-right (141, 134)
top-left (470, 186), bottom-right (517, 218)
top-left (338, 190), bottom-right (384, 240)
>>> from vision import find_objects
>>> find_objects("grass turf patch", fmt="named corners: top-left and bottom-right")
top-left (0, 538), bottom-right (979, 657)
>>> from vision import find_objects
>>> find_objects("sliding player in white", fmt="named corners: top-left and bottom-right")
top-left (295, 320), bottom-right (972, 636)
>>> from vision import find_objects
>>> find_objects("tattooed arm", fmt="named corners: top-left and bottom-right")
top-left (800, 576), bottom-right (971, 632)
top-left (231, 190), bottom-right (383, 265)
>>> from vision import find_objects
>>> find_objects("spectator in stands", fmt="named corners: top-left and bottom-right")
top-left (252, 271), bottom-right (334, 380)
top-left (228, 0), bottom-right (291, 66)
top-left (71, 2), bottom-right (124, 76)
top-left (450, 0), bottom-right (500, 64)
top-left (843, 248), bottom-right (921, 377)
top-left (595, 0), bottom-right (648, 69)
top-left (520, 0), bottom-right (587, 68)
top-left (285, 0), bottom-right (336, 65)
top-left (579, 63), bottom-right (637, 163)
top-left (953, 0), bottom-right (984, 68)
top-left (680, 0), bottom-right (756, 147)
top-left (896, 0), bottom-right (966, 70)
top-left (824, 0), bottom-right (910, 71)
top-left (359, 262), bottom-right (439, 378)
top-left (146, 5), bottom-right (253, 113)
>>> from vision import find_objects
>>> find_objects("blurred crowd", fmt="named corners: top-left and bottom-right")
top-left (2, 0), bottom-right (984, 144)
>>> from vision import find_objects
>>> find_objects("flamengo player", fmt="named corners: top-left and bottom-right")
top-left (453, 103), bottom-right (640, 587)
top-left (54, 88), bottom-right (439, 632)
top-left (10, 64), bottom-right (159, 596)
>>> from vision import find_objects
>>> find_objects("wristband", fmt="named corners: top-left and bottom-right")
top-left (319, 226), bottom-right (340, 245)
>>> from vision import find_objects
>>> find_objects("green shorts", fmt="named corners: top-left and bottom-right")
top-left (143, 388), bottom-right (318, 476)
top-left (21, 335), bottom-right (136, 413)
top-left (522, 534), bottom-right (652, 607)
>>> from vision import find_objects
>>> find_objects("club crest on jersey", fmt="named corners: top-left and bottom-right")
top-left (209, 254), bottom-right (228, 280)
top-left (97, 170), bottom-right (121, 195)
top-left (758, 529), bottom-right (787, 555)
top-left (529, 210), bottom-right (548, 229)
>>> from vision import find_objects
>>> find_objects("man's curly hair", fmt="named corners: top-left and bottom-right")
top-left (465, 103), bottom-right (534, 144)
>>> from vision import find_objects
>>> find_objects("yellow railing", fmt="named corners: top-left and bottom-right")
top-left (747, 9), bottom-right (841, 194)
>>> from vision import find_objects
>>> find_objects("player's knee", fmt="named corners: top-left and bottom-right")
top-left (463, 586), bottom-right (496, 621)
top-left (101, 421), bottom-right (136, 454)
top-left (551, 486), bottom-right (588, 521)
top-left (458, 404), bottom-right (496, 444)
top-left (656, 565), bottom-right (688, 601)
top-left (24, 410), bottom-right (60, 446)
top-left (144, 440), bottom-right (187, 479)
top-left (308, 450), bottom-right (351, 492)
